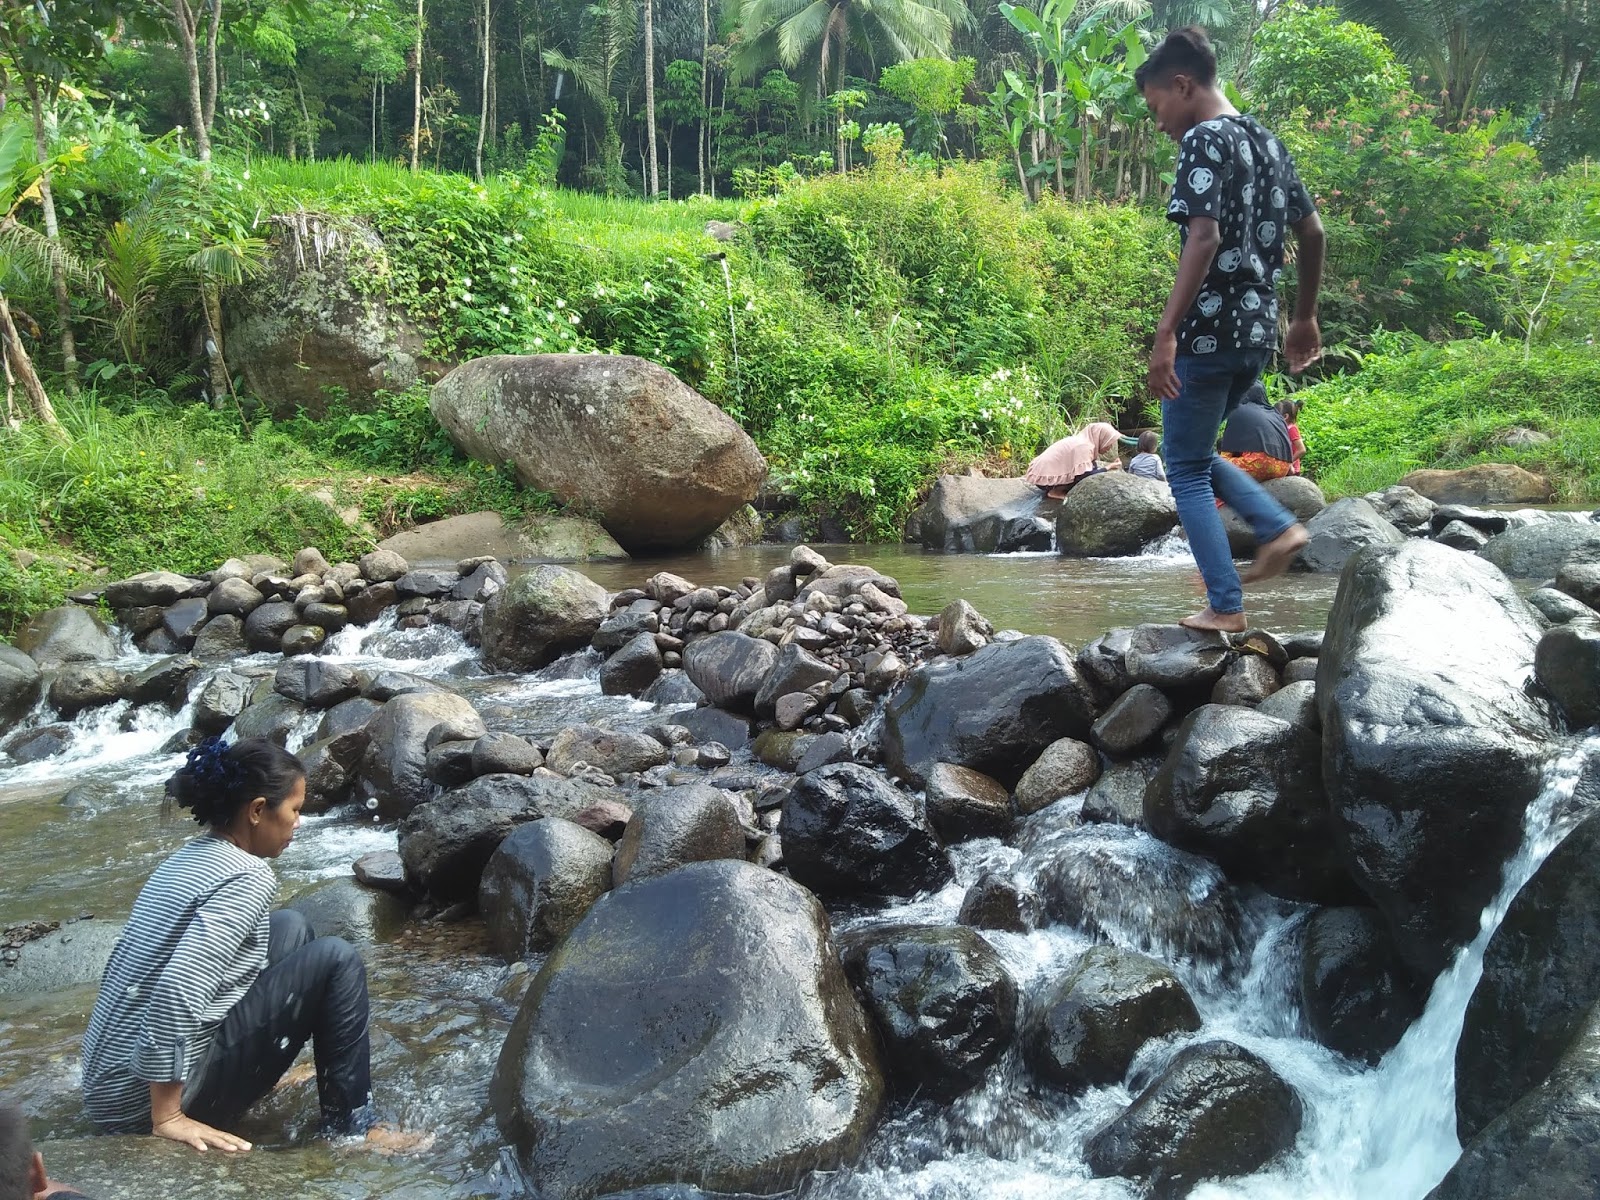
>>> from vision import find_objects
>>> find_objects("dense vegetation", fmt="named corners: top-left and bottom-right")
top-left (0, 0), bottom-right (1598, 632)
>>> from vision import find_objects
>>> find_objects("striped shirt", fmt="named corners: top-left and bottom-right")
top-left (81, 835), bottom-right (277, 1132)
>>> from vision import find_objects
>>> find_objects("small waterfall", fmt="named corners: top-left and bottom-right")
top-left (718, 255), bottom-right (742, 406)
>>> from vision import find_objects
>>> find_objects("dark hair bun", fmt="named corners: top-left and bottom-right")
top-left (167, 737), bottom-right (305, 827)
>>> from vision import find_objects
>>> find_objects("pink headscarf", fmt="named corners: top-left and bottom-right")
top-left (1025, 422), bottom-right (1121, 487)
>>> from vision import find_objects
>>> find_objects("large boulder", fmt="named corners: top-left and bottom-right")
top-left (781, 763), bottom-right (953, 899)
top-left (1026, 945), bottom-right (1201, 1091)
top-left (359, 691), bottom-right (487, 819)
top-left (1455, 802), bottom-right (1600, 1143)
top-left (431, 354), bottom-right (767, 553)
top-left (910, 475), bottom-right (1049, 553)
top-left (1013, 737), bottom-right (1102, 815)
top-left (226, 213), bottom-right (428, 418)
top-left (489, 860), bottom-right (884, 1200)
top-left (1318, 540), bottom-right (1555, 978)
top-left (1085, 1040), bottom-right (1303, 1195)
top-left (611, 785), bottom-right (746, 885)
top-left (481, 565), bottom-right (609, 672)
top-left (683, 632), bottom-right (781, 714)
top-left (478, 818), bottom-right (615, 959)
top-left (0, 645), bottom-right (43, 731)
top-left (1297, 498), bottom-right (1405, 574)
top-left (1124, 624), bottom-right (1231, 690)
top-left (839, 924), bottom-right (1018, 1099)
top-left (882, 636), bottom-right (1099, 787)
top-left (0, 919), bottom-right (124, 998)
top-left (1535, 622), bottom-right (1600, 730)
top-left (376, 511), bottom-right (628, 565)
top-left (1299, 906), bottom-right (1421, 1065)
top-left (1400, 463), bottom-right (1552, 505)
top-left (1263, 474), bottom-right (1327, 521)
top-left (1056, 472), bottom-right (1178, 557)
top-left (546, 725), bottom-right (669, 778)
top-left (923, 763), bottom-right (1014, 842)
top-left (15, 605), bottom-right (117, 666)
top-left (1145, 705), bottom-right (1354, 904)
top-left (1479, 520), bottom-right (1600, 579)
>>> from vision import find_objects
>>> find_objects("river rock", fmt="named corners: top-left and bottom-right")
top-left (16, 605), bottom-right (117, 666)
top-left (547, 725), bottom-right (669, 777)
top-left (924, 763), bottom-right (1014, 842)
top-left (911, 475), bottom-right (1048, 553)
top-left (1081, 760), bottom-right (1156, 826)
top-left (1210, 654), bottom-right (1281, 706)
top-left (124, 655), bottom-right (199, 708)
top-left (956, 873), bottom-right (1037, 932)
top-left (358, 548), bottom-right (409, 583)
top-left (1078, 628), bottom-right (1134, 696)
top-left (1263, 474), bottom-right (1327, 521)
top-left (105, 571), bottom-right (199, 609)
top-left (1026, 945), bottom-right (1201, 1091)
top-left (299, 730), bottom-right (367, 813)
top-left (0, 645), bottom-right (42, 732)
top-left (883, 636), bottom-right (1099, 787)
top-left (1297, 499), bottom-right (1406, 573)
top-left (317, 695), bottom-right (382, 741)
top-left (1366, 485), bottom-right (1436, 534)
top-left (160, 597), bottom-right (212, 649)
top-left (273, 659), bottom-right (361, 708)
top-left (1299, 906), bottom-right (1421, 1064)
top-left (668, 706), bottom-right (750, 753)
top-left (1091, 684), bottom-right (1171, 756)
top-left (598, 632), bottom-right (664, 697)
top-left (47, 664), bottom-right (122, 718)
top-left (471, 732), bottom-right (544, 777)
top-left (936, 599), bottom-right (992, 656)
top-left (231, 693), bottom-right (306, 745)
top-left (640, 671), bottom-right (705, 708)
top-left (481, 565), bottom-right (609, 672)
top-left (359, 691), bottom-right (488, 819)
top-left (1125, 624), bottom-right (1231, 689)
top-left (2, 723), bottom-right (72, 762)
top-left (489, 859), bottom-right (883, 1199)
top-left (753, 644), bottom-right (838, 716)
top-left (280, 624), bottom-right (326, 656)
top-left (1014, 737), bottom-right (1102, 815)
top-left (432, 354), bottom-right (767, 553)
top-left (1319, 540), bottom-right (1554, 977)
top-left (191, 670), bottom-right (251, 734)
top-left (1456, 803), bottom-right (1600, 1141)
top-left (1255, 679), bottom-right (1318, 728)
top-left (612, 785), bottom-right (746, 885)
top-left (1056, 472), bottom-right (1179, 557)
top-left (479, 818), bottom-right (614, 958)
top-left (1400, 463), bottom-right (1552, 505)
top-left (1435, 520), bottom-right (1489, 552)
top-left (781, 762), bottom-right (953, 898)
top-left (1147, 706), bottom-right (1353, 904)
top-left (243, 601), bottom-right (301, 652)
top-left (0, 919), bottom-right (124, 997)
top-left (1555, 554), bottom-right (1600, 610)
top-left (190, 615), bottom-right (247, 661)
top-left (399, 773), bottom-right (617, 901)
top-left (353, 849), bottom-right (408, 893)
top-left (206, 576), bottom-right (264, 618)
top-left (681, 631), bottom-right (780, 714)
top-left (1085, 1040), bottom-right (1303, 1194)
top-left (839, 924), bottom-right (1018, 1100)
top-left (425, 739), bottom-right (477, 788)
top-left (1479, 521), bottom-right (1600, 579)
top-left (1535, 622), bottom-right (1600, 730)
top-left (285, 876), bottom-right (410, 945)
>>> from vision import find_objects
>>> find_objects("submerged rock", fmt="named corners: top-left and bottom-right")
top-left (1299, 906), bottom-right (1421, 1065)
top-left (490, 860), bottom-right (883, 1199)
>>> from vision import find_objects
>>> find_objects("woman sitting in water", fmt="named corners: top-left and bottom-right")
top-left (1025, 422), bottom-right (1124, 500)
top-left (80, 738), bottom-right (373, 1153)
top-left (1218, 385), bottom-right (1295, 483)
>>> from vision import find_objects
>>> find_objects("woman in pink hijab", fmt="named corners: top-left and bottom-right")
top-left (1025, 422), bottom-right (1124, 500)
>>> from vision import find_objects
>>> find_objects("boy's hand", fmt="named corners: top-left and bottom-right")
top-left (1148, 330), bottom-right (1181, 400)
top-left (1285, 316), bottom-right (1322, 373)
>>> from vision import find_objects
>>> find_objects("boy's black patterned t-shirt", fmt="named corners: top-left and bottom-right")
top-left (1165, 113), bottom-right (1315, 356)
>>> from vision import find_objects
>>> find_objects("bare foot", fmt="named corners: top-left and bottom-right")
top-left (1241, 523), bottom-right (1310, 584)
top-left (1180, 607), bottom-right (1249, 634)
top-left (1045, 486), bottom-right (1069, 501)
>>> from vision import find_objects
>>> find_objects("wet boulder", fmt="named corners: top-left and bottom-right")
top-left (490, 860), bottom-right (883, 1199)
top-left (481, 565), bottom-right (610, 672)
top-left (1255, 680), bottom-right (1318, 729)
top-left (432, 353), bottom-right (768, 553)
top-left (956, 873), bottom-right (1038, 932)
top-left (472, 732), bottom-right (545, 776)
top-left (546, 725), bottom-right (669, 778)
top-left (1456, 801), bottom-right (1600, 1143)
top-left (1082, 760), bottom-right (1156, 827)
top-left (1077, 628), bottom-right (1134, 696)
top-left (191, 615), bottom-right (248, 660)
top-left (753, 644), bottom-right (839, 716)
top-left (1263, 474), bottom-right (1327, 521)
top-left (1319, 540), bottom-right (1554, 978)
top-left (1026, 945), bottom-right (1201, 1091)
top-left (1056, 472), bottom-right (1178, 557)
top-left (0, 919), bottom-right (124, 998)
top-left (1555, 555), bottom-right (1600, 609)
top-left (273, 659), bottom-right (361, 708)
top-left (1297, 499), bottom-right (1405, 574)
top-left (0, 645), bottom-right (42, 731)
top-left (359, 691), bottom-right (488, 819)
top-left (16, 605), bottom-right (117, 666)
top-left (640, 671), bottom-right (706, 709)
top-left (839, 924), bottom-right (1018, 1100)
top-left (479, 818), bottom-right (615, 958)
top-left (45, 664), bottom-right (121, 718)
top-left (883, 636), bottom-right (1099, 787)
top-left (781, 763), bottom-right (953, 899)
top-left (911, 475), bottom-right (1049, 553)
top-left (160, 597), bottom-right (212, 648)
top-left (612, 785), bottom-right (746, 885)
top-left (923, 763), bottom-right (1014, 842)
top-left (299, 731), bottom-right (367, 813)
top-left (231, 692), bottom-right (306, 745)
top-left (1145, 705), bottom-right (1354, 904)
top-left (1125, 624), bottom-right (1231, 690)
top-left (192, 670), bottom-right (252, 734)
top-left (1535, 622), bottom-right (1600, 730)
top-left (2, 723), bottom-right (73, 762)
top-left (1479, 521), bottom-right (1600, 580)
top-left (1091, 684), bottom-right (1171, 756)
top-left (243, 600), bottom-right (301, 652)
top-left (124, 655), bottom-right (199, 709)
top-left (1085, 1040), bottom-right (1303, 1195)
top-left (599, 631), bottom-right (663, 697)
top-left (1434, 520), bottom-right (1489, 552)
top-left (1299, 906), bottom-right (1421, 1065)
top-left (1013, 737), bottom-right (1101, 815)
top-left (105, 570), bottom-right (200, 609)
top-left (683, 631), bottom-right (780, 714)
top-left (1366, 485), bottom-right (1436, 534)
top-left (207, 576), bottom-right (264, 618)
top-left (1209, 655), bottom-right (1281, 706)
top-left (284, 877), bottom-right (410, 945)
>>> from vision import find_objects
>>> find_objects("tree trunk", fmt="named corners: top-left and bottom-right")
top-left (411, 0), bottom-right (425, 172)
top-left (474, 0), bottom-right (490, 179)
top-left (173, 0), bottom-right (212, 161)
top-left (203, 0), bottom-right (222, 135)
top-left (0, 290), bottom-right (62, 432)
top-left (294, 73), bottom-right (315, 160)
top-left (20, 76), bottom-right (79, 392)
top-left (665, 128), bottom-right (672, 198)
top-left (643, 0), bottom-right (659, 196)
top-left (372, 75), bottom-right (379, 160)
top-left (698, 0), bottom-right (708, 195)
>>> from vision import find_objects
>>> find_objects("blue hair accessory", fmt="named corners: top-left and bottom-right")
top-left (185, 736), bottom-right (239, 790)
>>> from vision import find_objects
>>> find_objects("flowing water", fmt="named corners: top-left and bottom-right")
top-left (0, 547), bottom-right (1582, 1199)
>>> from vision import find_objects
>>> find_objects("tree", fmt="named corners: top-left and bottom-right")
top-left (733, 0), bottom-right (972, 111)
top-left (880, 55), bottom-right (973, 153)
top-left (411, 0), bottom-right (424, 169)
top-left (643, 0), bottom-right (659, 194)
top-left (544, 0), bottom-right (637, 193)
top-left (0, 116), bottom-right (63, 431)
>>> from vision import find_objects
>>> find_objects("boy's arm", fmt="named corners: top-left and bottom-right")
top-left (1149, 217), bottom-right (1221, 401)
top-left (1285, 211), bottom-right (1325, 372)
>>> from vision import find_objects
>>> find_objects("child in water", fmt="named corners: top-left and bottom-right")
top-left (1127, 430), bottom-right (1168, 483)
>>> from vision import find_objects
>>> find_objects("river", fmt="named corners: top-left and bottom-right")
top-left (0, 544), bottom-right (1563, 1199)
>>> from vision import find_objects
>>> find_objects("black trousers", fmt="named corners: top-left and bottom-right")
top-left (185, 910), bottom-right (373, 1135)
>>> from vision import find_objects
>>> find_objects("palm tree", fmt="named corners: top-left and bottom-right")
top-left (733, 0), bottom-right (972, 109)
top-left (544, 0), bottom-right (638, 192)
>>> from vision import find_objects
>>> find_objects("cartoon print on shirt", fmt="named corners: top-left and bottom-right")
top-left (1198, 291), bottom-right (1224, 317)
top-left (1193, 335), bottom-right (1219, 354)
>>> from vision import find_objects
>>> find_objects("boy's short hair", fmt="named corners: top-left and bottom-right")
top-left (0, 1105), bottom-right (34, 1200)
top-left (1137, 429), bottom-right (1161, 454)
top-left (1134, 26), bottom-right (1218, 90)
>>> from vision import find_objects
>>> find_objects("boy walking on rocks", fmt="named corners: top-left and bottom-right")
top-left (1137, 26), bottom-right (1325, 632)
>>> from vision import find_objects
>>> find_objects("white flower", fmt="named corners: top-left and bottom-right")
top-left (449, 299), bottom-right (459, 309)
top-left (498, 304), bottom-right (510, 315)
top-left (533, 337), bottom-right (544, 346)
top-left (503, 236), bottom-right (513, 244)
top-left (641, 281), bottom-right (652, 293)
top-left (463, 276), bottom-right (473, 286)
top-left (514, 232), bottom-right (524, 242)
top-left (462, 291), bottom-right (474, 302)
top-left (555, 298), bottom-right (566, 308)
top-left (568, 314), bottom-right (580, 325)
top-left (242, 170), bottom-right (250, 181)
top-left (936, 286), bottom-right (944, 295)
top-left (745, 300), bottom-right (755, 311)
top-left (508, 264), bottom-right (518, 275)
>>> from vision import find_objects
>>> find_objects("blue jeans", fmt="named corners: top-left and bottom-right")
top-left (1162, 351), bottom-right (1297, 615)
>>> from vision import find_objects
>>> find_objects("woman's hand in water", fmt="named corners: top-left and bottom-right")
top-left (153, 1112), bottom-right (253, 1153)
